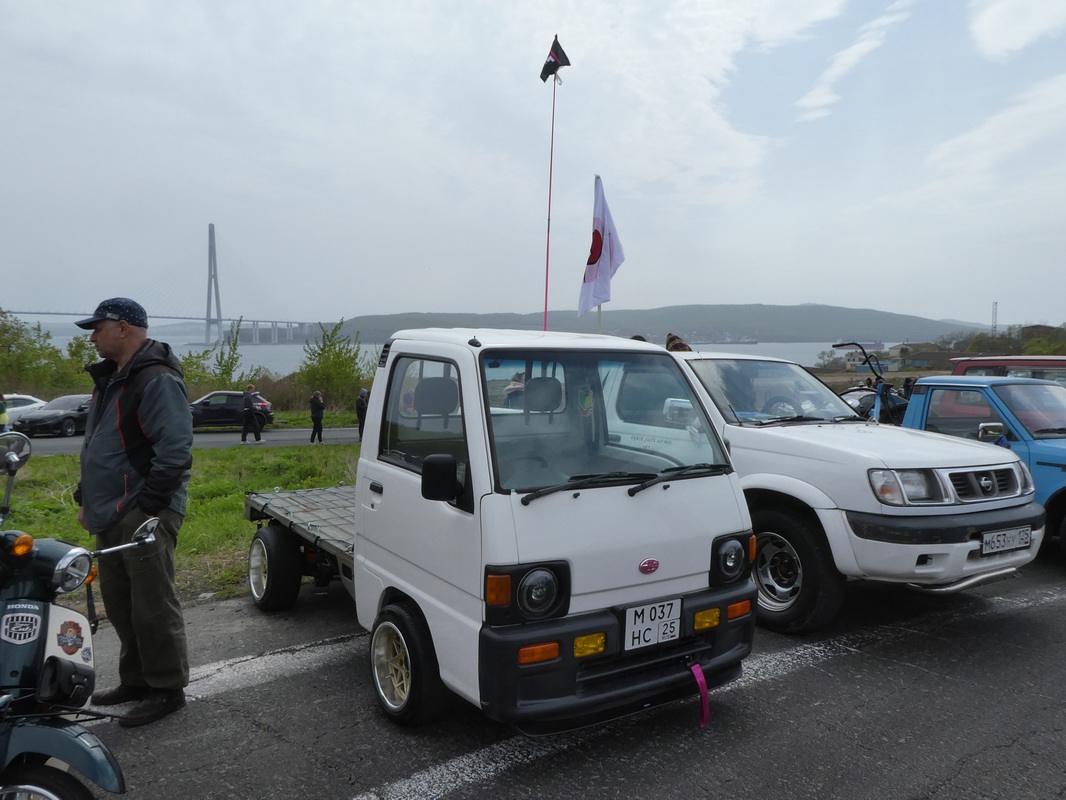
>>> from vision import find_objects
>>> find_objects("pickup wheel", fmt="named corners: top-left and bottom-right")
top-left (751, 508), bottom-right (846, 634)
top-left (370, 603), bottom-right (452, 726)
top-left (248, 525), bottom-right (303, 611)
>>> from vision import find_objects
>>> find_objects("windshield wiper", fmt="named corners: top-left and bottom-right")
top-left (627, 463), bottom-right (732, 496)
top-left (752, 415), bottom-right (826, 426)
top-left (520, 472), bottom-right (655, 506)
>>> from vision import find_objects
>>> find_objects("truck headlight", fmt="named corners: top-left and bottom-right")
top-left (869, 469), bottom-right (947, 506)
top-left (517, 569), bottom-right (559, 618)
top-left (53, 549), bottom-right (93, 594)
top-left (711, 534), bottom-right (752, 584)
top-left (1017, 462), bottom-right (1034, 494)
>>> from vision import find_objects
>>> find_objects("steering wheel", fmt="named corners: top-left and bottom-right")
top-left (761, 396), bottom-right (801, 416)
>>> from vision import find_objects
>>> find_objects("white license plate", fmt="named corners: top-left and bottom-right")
top-left (624, 598), bottom-right (681, 651)
top-left (981, 526), bottom-right (1032, 556)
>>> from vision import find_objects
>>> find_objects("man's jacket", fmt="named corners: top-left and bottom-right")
top-left (76, 339), bottom-right (193, 534)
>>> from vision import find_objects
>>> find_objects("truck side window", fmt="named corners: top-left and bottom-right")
top-left (380, 357), bottom-right (469, 480)
top-left (927, 389), bottom-right (1004, 439)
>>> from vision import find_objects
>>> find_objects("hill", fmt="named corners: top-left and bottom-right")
top-left (337, 304), bottom-right (982, 345)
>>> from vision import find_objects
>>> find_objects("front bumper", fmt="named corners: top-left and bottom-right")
top-left (478, 580), bottom-right (756, 734)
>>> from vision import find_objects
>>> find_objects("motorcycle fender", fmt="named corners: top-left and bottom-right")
top-left (3, 717), bottom-right (125, 794)
top-left (44, 607), bottom-right (94, 670)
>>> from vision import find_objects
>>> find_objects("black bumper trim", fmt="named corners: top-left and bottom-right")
top-left (846, 502), bottom-right (1045, 544)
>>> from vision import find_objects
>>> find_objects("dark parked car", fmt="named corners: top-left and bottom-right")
top-left (189, 391), bottom-right (274, 428)
top-left (12, 394), bottom-right (92, 437)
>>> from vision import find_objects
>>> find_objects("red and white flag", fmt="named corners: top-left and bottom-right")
top-left (578, 176), bottom-right (624, 318)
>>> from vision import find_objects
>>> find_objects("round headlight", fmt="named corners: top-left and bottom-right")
top-left (716, 538), bottom-right (746, 582)
top-left (516, 568), bottom-right (559, 618)
top-left (54, 549), bottom-right (93, 594)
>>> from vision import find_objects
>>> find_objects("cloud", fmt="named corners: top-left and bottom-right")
top-left (796, 0), bottom-right (916, 122)
top-left (969, 0), bottom-right (1066, 59)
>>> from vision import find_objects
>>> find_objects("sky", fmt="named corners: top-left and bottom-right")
top-left (3, 0), bottom-right (1065, 331)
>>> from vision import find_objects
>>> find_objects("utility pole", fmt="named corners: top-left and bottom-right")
top-left (205, 223), bottom-right (223, 345)
top-left (991, 301), bottom-right (998, 337)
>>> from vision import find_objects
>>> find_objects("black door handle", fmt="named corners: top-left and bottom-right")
top-left (369, 481), bottom-right (383, 494)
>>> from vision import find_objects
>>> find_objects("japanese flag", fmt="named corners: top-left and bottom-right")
top-left (578, 175), bottom-right (625, 318)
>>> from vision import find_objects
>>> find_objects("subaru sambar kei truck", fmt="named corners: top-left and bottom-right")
top-left (641, 351), bottom-right (1043, 634)
top-left (244, 329), bottom-right (757, 733)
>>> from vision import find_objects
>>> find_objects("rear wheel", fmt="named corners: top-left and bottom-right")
top-left (370, 603), bottom-right (452, 725)
top-left (751, 508), bottom-right (846, 634)
top-left (248, 525), bottom-right (303, 611)
top-left (60, 418), bottom-right (77, 437)
top-left (0, 764), bottom-right (94, 800)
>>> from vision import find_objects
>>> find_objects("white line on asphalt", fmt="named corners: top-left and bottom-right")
top-left (350, 584), bottom-right (1066, 800)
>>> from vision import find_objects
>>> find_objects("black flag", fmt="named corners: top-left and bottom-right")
top-left (540, 35), bottom-right (570, 82)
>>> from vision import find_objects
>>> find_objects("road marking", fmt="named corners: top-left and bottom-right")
top-left (350, 584), bottom-right (1066, 800)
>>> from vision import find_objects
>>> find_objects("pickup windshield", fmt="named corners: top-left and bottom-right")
top-left (993, 382), bottom-right (1066, 439)
top-left (685, 357), bottom-right (859, 425)
top-left (483, 349), bottom-right (730, 492)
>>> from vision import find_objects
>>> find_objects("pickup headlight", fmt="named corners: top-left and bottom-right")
top-left (484, 562), bottom-right (571, 624)
top-left (869, 469), bottom-right (948, 506)
top-left (711, 534), bottom-right (754, 584)
top-left (1017, 461), bottom-right (1035, 494)
top-left (53, 548), bottom-right (93, 594)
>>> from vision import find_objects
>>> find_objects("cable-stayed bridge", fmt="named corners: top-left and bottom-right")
top-left (9, 225), bottom-right (319, 345)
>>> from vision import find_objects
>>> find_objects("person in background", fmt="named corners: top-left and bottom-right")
top-left (0, 394), bottom-right (8, 432)
top-left (241, 383), bottom-right (263, 444)
top-left (504, 372), bottom-right (526, 408)
top-left (72, 297), bottom-right (191, 728)
top-left (901, 377), bottom-right (914, 399)
top-left (665, 333), bottom-right (693, 352)
top-left (309, 390), bottom-right (325, 444)
top-left (355, 387), bottom-right (369, 440)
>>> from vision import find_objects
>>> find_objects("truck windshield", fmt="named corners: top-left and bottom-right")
top-left (992, 382), bottom-right (1066, 438)
top-left (482, 350), bottom-right (729, 492)
top-left (686, 357), bottom-right (858, 424)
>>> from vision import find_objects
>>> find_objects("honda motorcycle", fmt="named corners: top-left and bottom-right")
top-left (0, 431), bottom-right (156, 799)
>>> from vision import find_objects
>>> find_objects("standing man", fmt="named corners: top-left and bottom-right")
top-left (355, 387), bottom-right (369, 441)
top-left (241, 383), bottom-right (263, 444)
top-left (74, 298), bottom-right (191, 728)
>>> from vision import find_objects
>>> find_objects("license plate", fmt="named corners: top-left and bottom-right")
top-left (624, 598), bottom-right (681, 651)
top-left (981, 526), bottom-right (1032, 556)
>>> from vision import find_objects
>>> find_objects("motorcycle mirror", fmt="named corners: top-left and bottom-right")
top-left (132, 516), bottom-right (160, 545)
top-left (0, 432), bottom-right (32, 475)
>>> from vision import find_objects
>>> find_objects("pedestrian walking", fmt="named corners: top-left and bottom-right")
top-left (309, 390), bottom-right (325, 443)
top-left (355, 387), bottom-right (369, 440)
top-left (241, 383), bottom-right (263, 444)
top-left (0, 394), bottom-right (8, 433)
top-left (73, 297), bottom-right (191, 727)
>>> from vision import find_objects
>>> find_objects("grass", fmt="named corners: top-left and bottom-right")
top-left (4, 443), bottom-right (359, 607)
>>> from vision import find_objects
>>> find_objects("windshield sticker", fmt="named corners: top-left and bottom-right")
top-left (578, 388), bottom-right (594, 417)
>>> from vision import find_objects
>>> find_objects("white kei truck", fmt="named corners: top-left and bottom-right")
top-left (654, 351), bottom-right (1045, 634)
top-left (244, 329), bottom-right (758, 733)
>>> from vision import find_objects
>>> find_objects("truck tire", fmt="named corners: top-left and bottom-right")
top-left (370, 603), bottom-right (452, 726)
top-left (0, 763), bottom-right (95, 800)
top-left (247, 525), bottom-right (303, 611)
top-left (751, 508), bottom-right (846, 634)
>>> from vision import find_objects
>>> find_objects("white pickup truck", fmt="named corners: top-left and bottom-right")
top-left (608, 350), bottom-right (1045, 634)
top-left (245, 329), bottom-right (757, 733)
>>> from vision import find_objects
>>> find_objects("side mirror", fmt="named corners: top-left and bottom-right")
top-left (421, 454), bottom-right (461, 502)
top-left (978, 422), bottom-right (1007, 442)
top-left (0, 432), bottom-right (32, 475)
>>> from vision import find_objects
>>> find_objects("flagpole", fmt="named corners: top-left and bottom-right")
top-left (543, 76), bottom-right (558, 332)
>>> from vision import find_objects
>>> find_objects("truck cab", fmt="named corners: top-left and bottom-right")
top-left (351, 329), bottom-right (756, 732)
top-left (902, 374), bottom-right (1066, 555)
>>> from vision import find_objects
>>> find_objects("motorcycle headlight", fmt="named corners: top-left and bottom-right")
top-left (53, 549), bottom-right (93, 594)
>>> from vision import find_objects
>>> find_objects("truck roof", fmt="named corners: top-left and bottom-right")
top-left (386, 328), bottom-right (667, 352)
top-left (914, 374), bottom-right (1058, 387)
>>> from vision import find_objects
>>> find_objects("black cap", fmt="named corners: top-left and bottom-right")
top-left (75, 298), bottom-right (149, 330)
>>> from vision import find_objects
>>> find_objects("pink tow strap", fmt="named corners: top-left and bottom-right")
top-left (689, 662), bottom-right (710, 728)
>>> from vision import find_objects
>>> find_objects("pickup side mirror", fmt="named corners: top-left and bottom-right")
top-left (978, 422), bottom-right (1007, 442)
top-left (421, 454), bottom-right (461, 502)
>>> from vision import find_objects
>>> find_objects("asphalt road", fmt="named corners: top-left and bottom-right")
top-left (23, 425), bottom-right (361, 455)
top-left (77, 551), bottom-right (1066, 800)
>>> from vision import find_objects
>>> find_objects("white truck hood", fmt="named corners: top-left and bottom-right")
top-left (503, 474), bottom-right (749, 614)
top-left (727, 421), bottom-right (1021, 470)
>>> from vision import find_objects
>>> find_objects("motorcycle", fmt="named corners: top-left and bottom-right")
top-left (833, 341), bottom-right (909, 425)
top-left (0, 432), bottom-right (157, 799)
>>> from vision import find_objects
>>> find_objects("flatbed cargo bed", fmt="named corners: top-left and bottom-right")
top-left (245, 485), bottom-right (357, 565)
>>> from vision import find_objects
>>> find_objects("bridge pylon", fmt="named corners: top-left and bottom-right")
top-left (205, 223), bottom-right (223, 345)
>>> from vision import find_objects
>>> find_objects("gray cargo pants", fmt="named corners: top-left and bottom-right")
top-left (96, 507), bottom-right (190, 691)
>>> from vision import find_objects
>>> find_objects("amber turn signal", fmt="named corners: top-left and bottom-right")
top-left (517, 641), bottom-right (560, 665)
